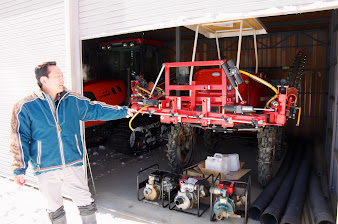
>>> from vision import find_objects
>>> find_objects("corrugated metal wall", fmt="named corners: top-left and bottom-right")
top-left (326, 9), bottom-right (338, 215)
top-left (0, 0), bottom-right (70, 185)
top-left (78, 0), bottom-right (338, 40)
top-left (164, 29), bottom-right (329, 137)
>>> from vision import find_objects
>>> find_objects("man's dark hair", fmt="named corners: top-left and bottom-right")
top-left (35, 61), bottom-right (57, 88)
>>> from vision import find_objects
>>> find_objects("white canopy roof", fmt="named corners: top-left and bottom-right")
top-left (185, 18), bottom-right (267, 38)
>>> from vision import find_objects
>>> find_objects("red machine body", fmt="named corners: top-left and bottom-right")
top-left (179, 176), bottom-right (189, 187)
top-left (131, 60), bottom-right (295, 129)
top-left (83, 79), bottom-right (126, 127)
top-left (99, 38), bottom-right (163, 48)
top-left (193, 68), bottom-right (270, 108)
top-left (83, 38), bottom-right (163, 128)
top-left (217, 181), bottom-right (235, 195)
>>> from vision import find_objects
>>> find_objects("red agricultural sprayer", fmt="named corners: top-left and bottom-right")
top-left (129, 19), bottom-right (303, 186)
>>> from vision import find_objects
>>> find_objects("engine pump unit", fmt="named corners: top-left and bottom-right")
top-left (143, 173), bottom-right (162, 201)
top-left (143, 171), bottom-right (178, 201)
top-left (174, 176), bottom-right (210, 210)
top-left (212, 182), bottom-right (241, 220)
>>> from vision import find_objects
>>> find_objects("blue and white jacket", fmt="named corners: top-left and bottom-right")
top-left (10, 88), bottom-right (127, 176)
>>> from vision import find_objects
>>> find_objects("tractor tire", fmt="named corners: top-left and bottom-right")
top-left (273, 126), bottom-right (285, 161)
top-left (203, 129), bottom-right (219, 153)
top-left (166, 124), bottom-right (195, 171)
top-left (257, 126), bottom-right (277, 187)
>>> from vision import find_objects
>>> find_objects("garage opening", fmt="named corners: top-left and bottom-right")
top-left (80, 9), bottom-right (336, 223)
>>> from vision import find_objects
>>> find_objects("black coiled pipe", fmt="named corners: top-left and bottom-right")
top-left (309, 172), bottom-right (335, 224)
top-left (248, 148), bottom-right (294, 220)
top-left (260, 148), bottom-right (303, 224)
top-left (280, 152), bottom-right (311, 224)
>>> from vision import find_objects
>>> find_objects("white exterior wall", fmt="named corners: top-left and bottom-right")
top-left (0, 0), bottom-right (80, 185)
top-left (79, 0), bottom-right (338, 40)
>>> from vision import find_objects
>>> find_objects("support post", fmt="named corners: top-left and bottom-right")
top-left (216, 32), bottom-right (221, 60)
top-left (190, 24), bottom-right (200, 84)
top-left (236, 20), bottom-right (243, 103)
top-left (236, 20), bottom-right (243, 69)
top-left (254, 29), bottom-right (258, 74)
top-left (176, 26), bottom-right (181, 96)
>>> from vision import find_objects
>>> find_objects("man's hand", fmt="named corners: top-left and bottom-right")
top-left (14, 174), bottom-right (26, 186)
top-left (126, 108), bottom-right (137, 118)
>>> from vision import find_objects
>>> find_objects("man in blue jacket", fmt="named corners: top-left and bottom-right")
top-left (10, 61), bottom-right (135, 224)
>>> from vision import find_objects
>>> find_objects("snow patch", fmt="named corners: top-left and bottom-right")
top-left (0, 177), bottom-right (143, 224)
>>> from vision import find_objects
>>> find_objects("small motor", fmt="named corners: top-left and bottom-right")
top-left (143, 173), bottom-right (162, 201)
top-left (212, 184), bottom-right (241, 220)
top-left (143, 172), bottom-right (179, 201)
top-left (174, 176), bottom-right (210, 210)
top-left (162, 174), bottom-right (179, 197)
top-left (217, 181), bottom-right (235, 195)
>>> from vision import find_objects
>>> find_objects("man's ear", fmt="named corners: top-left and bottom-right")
top-left (40, 76), bottom-right (47, 85)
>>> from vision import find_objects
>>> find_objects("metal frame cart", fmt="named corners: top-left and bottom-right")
top-left (210, 173), bottom-right (252, 223)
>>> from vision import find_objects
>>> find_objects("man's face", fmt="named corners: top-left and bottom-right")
top-left (41, 65), bottom-right (64, 94)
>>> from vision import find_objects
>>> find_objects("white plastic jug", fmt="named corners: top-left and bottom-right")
top-left (205, 153), bottom-right (230, 175)
top-left (227, 153), bottom-right (240, 171)
top-left (216, 153), bottom-right (231, 175)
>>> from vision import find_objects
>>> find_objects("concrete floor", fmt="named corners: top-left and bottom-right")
top-left (86, 133), bottom-right (274, 224)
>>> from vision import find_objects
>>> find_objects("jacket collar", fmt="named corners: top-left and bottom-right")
top-left (34, 87), bottom-right (71, 100)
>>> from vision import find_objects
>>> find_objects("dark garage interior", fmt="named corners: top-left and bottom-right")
top-left (80, 9), bottom-right (337, 224)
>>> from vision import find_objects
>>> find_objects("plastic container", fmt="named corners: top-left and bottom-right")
top-left (227, 153), bottom-right (240, 171)
top-left (205, 153), bottom-right (230, 175)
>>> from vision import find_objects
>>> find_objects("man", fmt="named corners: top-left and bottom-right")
top-left (9, 61), bottom-right (135, 224)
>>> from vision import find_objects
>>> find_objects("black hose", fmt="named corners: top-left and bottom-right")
top-left (260, 148), bottom-right (303, 224)
top-left (319, 173), bottom-right (330, 200)
top-left (309, 172), bottom-right (335, 224)
top-left (313, 142), bottom-right (331, 200)
top-left (280, 151), bottom-right (311, 224)
top-left (248, 148), bottom-right (294, 221)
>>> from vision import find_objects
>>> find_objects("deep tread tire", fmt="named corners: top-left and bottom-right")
top-left (203, 129), bottom-right (219, 153)
top-left (257, 126), bottom-right (277, 187)
top-left (166, 124), bottom-right (195, 171)
top-left (273, 126), bottom-right (285, 161)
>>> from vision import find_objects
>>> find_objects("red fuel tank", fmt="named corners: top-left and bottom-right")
top-left (193, 68), bottom-right (270, 107)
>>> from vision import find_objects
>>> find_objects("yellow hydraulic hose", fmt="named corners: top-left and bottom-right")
top-left (136, 91), bottom-right (147, 99)
top-left (239, 70), bottom-right (278, 94)
top-left (239, 70), bottom-right (278, 108)
top-left (156, 87), bottom-right (165, 95)
top-left (265, 95), bottom-right (279, 109)
top-left (136, 86), bottom-right (151, 95)
top-left (129, 105), bottom-right (151, 131)
top-left (296, 107), bottom-right (301, 126)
